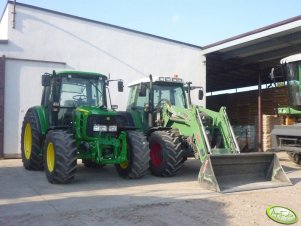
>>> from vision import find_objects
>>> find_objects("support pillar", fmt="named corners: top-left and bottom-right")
top-left (257, 71), bottom-right (262, 152)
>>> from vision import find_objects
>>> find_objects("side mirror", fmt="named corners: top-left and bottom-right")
top-left (42, 74), bottom-right (51, 86)
top-left (198, 89), bottom-right (204, 100)
top-left (118, 80), bottom-right (124, 92)
top-left (139, 83), bottom-right (147, 97)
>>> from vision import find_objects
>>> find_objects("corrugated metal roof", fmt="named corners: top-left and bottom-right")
top-left (5, 1), bottom-right (201, 49)
top-left (205, 16), bottom-right (301, 92)
top-left (203, 15), bottom-right (301, 50)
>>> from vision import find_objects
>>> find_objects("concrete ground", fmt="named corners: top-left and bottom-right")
top-left (0, 152), bottom-right (300, 226)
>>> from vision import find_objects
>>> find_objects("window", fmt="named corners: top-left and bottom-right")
top-left (60, 76), bottom-right (105, 107)
top-left (153, 84), bottom-right (186, 108)
top-left (126, 82), bottom-right (187, 109)
top-left (127, 84), bottom-right (150, 108)
top-left (286, 62), bottom-right (301, 106)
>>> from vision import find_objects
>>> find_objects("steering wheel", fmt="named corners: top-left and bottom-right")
top-left (156, 98), bottom-right (171, 110)
top-left (72, 94), bottom-right (87, 102)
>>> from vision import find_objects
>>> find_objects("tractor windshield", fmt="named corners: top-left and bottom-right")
top-left (286, 61), bottom-right (301, 108)
top-left (59, 75), bottom-right (105, 108)
top-left (153, 83), bottom-right (187, 108)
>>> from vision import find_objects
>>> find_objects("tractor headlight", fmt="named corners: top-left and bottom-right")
top-left (93, 125), bottom-right (107, 132)
top-left (108, 125), bottom-right (117, 132)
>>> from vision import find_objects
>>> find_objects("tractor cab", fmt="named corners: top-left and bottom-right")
top-left (270, 53), bottom-right (301, 112)
top-left (281, 54), bottom-right (301, 110)
top-left (127, 75), bottom-right (198, 131)
top-left (41, 71), bottom-right (123, 127)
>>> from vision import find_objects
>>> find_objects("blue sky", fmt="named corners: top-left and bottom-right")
top-left (1, 0), bottom-right (301, 46)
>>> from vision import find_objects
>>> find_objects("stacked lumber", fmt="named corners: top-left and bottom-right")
top-left (262, 115), bottom-right (283, 152)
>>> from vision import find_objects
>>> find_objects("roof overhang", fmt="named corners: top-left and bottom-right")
top-left (204, 15), bottom-right (301, 93)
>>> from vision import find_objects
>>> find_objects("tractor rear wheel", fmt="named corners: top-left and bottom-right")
top-left (149, 130), bottom-right (184, 177)
top-left (21, 108), bottom-right (43, 170)
top-left (115, 131), bottom-right (149, 179)
top-left (287, 152), bottom-right (301, 165)
top-left (44, 130), bottom-right (77, 184)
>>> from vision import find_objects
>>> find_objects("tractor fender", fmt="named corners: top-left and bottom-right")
top-left (32, 106), bottom-right (49, 135)
top-left (146, 127), bottom-right (172, 139)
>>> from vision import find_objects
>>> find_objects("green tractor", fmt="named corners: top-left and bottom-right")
top-left (21, 71), bottom-right (149, 184)
top-left (269, 53), bottom-right (301, 165)
top-left (126, 75), bottom-right (291, 192)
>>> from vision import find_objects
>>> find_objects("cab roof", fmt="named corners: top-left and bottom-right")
top-left (280, 53), bottom-right (301, 64)
top-left (56, 70), bottom-right (107, 78)
top-left (127, 76), bottom-right (185, 87)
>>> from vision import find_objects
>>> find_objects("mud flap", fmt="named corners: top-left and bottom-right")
top-left (198, 152), bottom-right (292, 193)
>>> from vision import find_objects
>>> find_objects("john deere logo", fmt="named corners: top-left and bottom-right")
top-left (266, 206), bottom-right (298, 224)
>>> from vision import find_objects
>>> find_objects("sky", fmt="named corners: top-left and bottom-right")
top-left (1, 0), bottom-right (301, 46)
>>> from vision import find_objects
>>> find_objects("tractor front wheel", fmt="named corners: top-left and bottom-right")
top-left (115, 131), bottom-right (149, 179)
top-left (21, 109), bottom-right (43, 170)
top-left (44, 130), bottom-right (77, 184)
top-left (149, 130), bottom-right (184, 177)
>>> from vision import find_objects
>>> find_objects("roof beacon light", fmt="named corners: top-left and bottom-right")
top-left (158, 76), bottom-right (183, 82)
top-left (172, 75), bottom-right (183, 82)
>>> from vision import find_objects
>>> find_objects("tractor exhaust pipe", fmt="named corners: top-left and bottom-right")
top-left (148, 74), bottom-right (154, 128)
top-left (198, 152), bottom-right (292, 193)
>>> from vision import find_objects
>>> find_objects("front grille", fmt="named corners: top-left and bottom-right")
top-left (87, 115), bottom-right (117, 137)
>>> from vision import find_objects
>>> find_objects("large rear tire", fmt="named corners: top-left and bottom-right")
top-left (21, 108), bottom-right (43, 170)
top-left (115, 131), bottom-right (149, 179)
top-left (149, 130), bottom-right (184, 177)
top-left (44, 130), bottom-right (77, 184)
top-left (287, 152), bottom-right (301, 165)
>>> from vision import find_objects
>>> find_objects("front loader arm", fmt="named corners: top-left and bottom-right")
top-left (197, 106), bottom-right (240, 155)
top-left (161, 104), bottom-right (240, 163)
top-left (160, 104), bottom-right (214, 162)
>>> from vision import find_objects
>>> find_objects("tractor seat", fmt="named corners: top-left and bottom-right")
top-left (57, 100), bottom-right (76, 126)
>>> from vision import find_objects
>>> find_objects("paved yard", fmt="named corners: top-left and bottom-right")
top-left (0, 152), bottom-right (300, 226)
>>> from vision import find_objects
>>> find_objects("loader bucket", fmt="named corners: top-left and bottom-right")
top-left (198, 152), bottom-right (292, 193)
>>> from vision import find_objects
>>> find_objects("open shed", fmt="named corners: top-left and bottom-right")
top-left (204, 15), bottom-right (301, 151)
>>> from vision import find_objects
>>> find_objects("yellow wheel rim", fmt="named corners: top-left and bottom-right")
top-left (120, 161), bottom-right (129, 169)
top-left (24, 123), bottom-right (32, 160)
top-left (46, 142), bottom-right (55, 172)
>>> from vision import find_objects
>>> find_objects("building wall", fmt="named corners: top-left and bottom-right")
top-left (207, 87), bottom-right (288, 125)
top-left (0, 3), bottom-right (205, 156)
top-left (4, 59), bottom-right (68, 157)
top-left (0, 56), bottom-right (5, 158)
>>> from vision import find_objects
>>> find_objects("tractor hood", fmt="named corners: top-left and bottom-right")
top-left (76, 106), bottom-right (117, 116)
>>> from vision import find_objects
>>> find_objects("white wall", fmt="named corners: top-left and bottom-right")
top-left (4, 60), bottom-right (69, 156)
top-left (0, 6), bottom-right (8, 39)
top-left (0, 3), bottom-right (205, 156)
